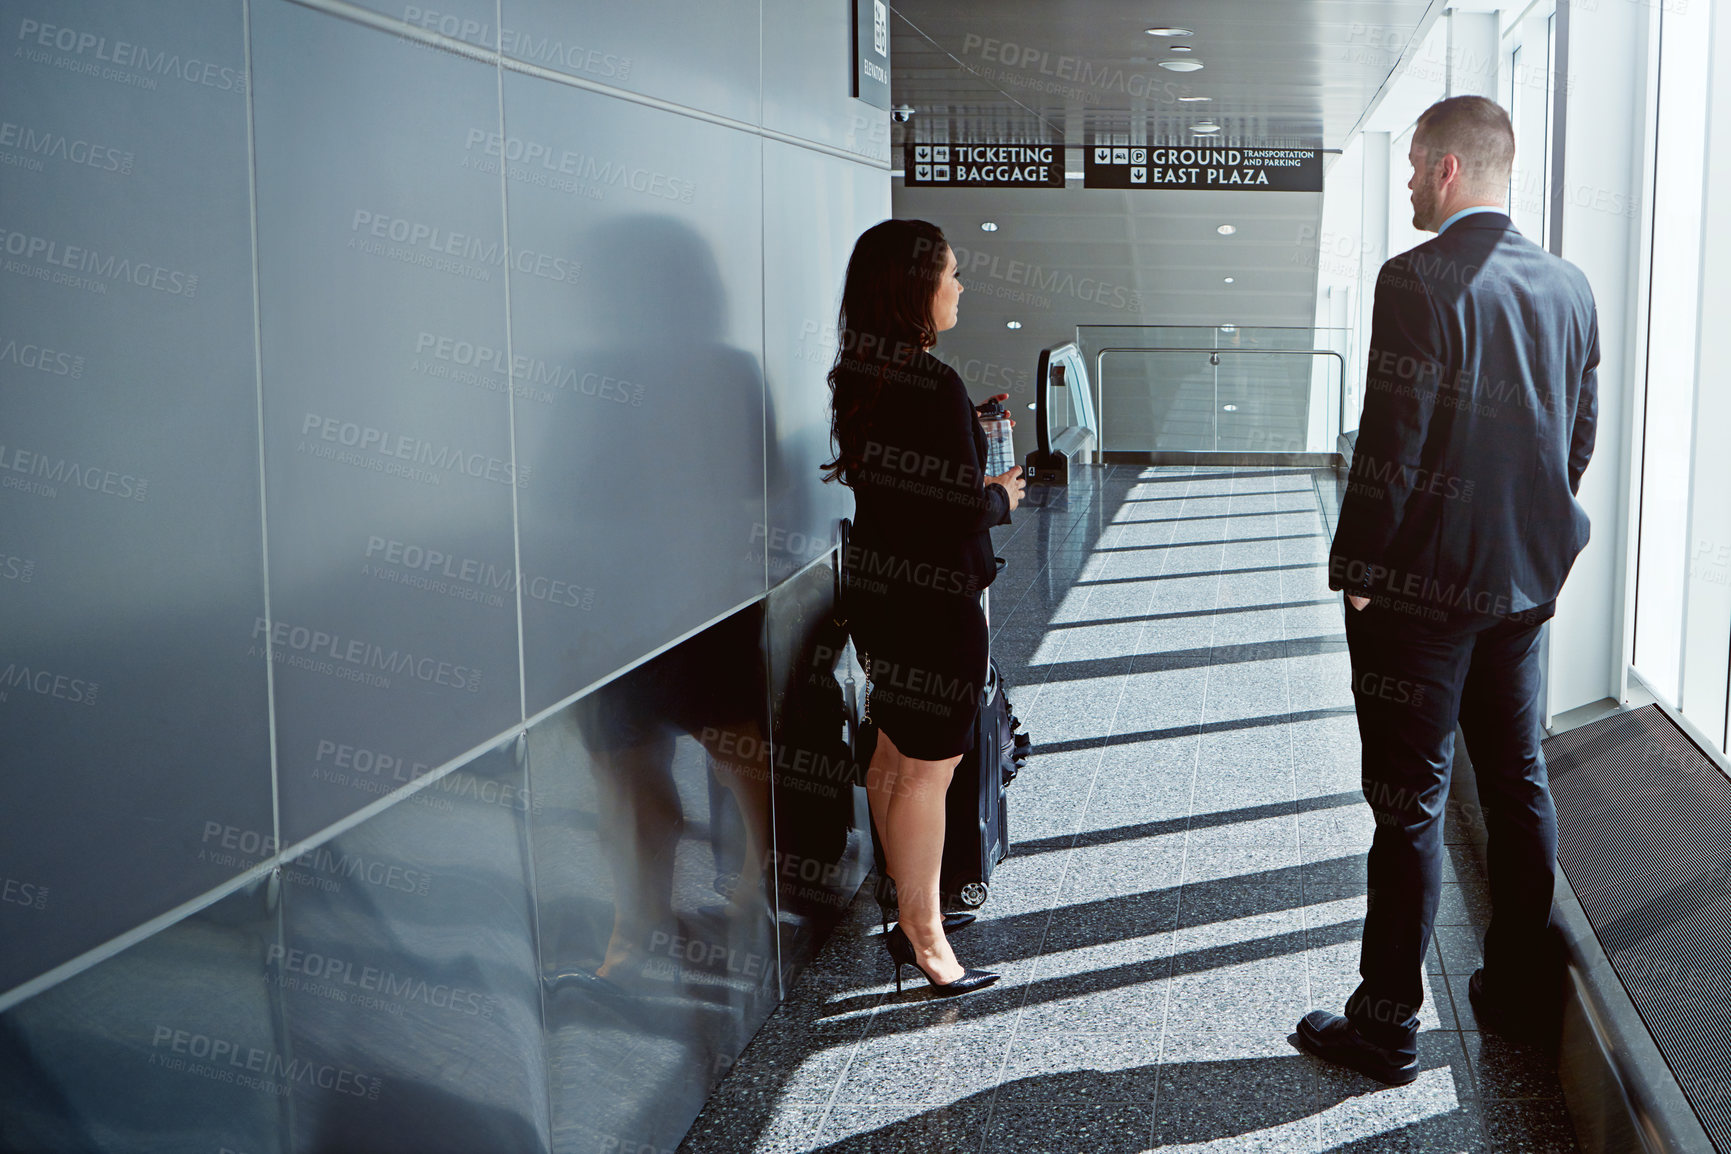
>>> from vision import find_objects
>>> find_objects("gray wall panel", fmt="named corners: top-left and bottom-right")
top-left (760, 141), bottom-right (884, 583)
top-left (0, 0), bottom-right (271, 990)
top-left (276, 741), bottom-right (547, 1154)
top-left (762, 0), bottom-right (892, 162)
top-left (503, 74), bottom-right (767, 714)
top-left (0, 886), bottom-right (285, 1153)
top-left (249, 0), bottom-right (523, 843)
top-left (501, 0), bottom-right (761, 125)
top-left (354, 0), bottom-right (499, 46)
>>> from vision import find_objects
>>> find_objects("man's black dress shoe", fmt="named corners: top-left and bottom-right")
top-left (1294, 1010), bottom-right (1419, 1085)
top-left (1465, 968), bottom-right (1492, 1021)
top-left (1468, 969), bottom-right (1560, 1047)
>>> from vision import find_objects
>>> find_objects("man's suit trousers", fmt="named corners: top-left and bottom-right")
top-left (1340, 599), bottom-right (1559, 1058)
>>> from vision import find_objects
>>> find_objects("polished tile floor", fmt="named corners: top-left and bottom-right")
top-left (681, 466), bottom-right (1580, 1153)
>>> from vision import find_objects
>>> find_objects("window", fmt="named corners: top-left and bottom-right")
top-left (1631, 0), bottom-right (1711, 710)
top-left (1504, 14), bottom-right (1553, 241)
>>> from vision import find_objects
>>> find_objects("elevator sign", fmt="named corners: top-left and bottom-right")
top-left (1084, 146), bottom-right (1322, 192)
top-left (903, 144), bottom-right (1065, 188)
top-left (852, 0), bottom-right (890, 109)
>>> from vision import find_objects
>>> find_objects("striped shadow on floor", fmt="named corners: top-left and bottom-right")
top-left (679, 466), bottom-right (1579, 1154)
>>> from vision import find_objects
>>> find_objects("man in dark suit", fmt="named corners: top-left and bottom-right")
top-left (1294, 95), bottom-right (1600, 1084)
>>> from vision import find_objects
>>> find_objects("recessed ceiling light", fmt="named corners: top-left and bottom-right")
top-left (1219, 324), bottom-right (1237, 332)
top-left (1222, 404), bottom-right (1239, 412)
top-left (1145, 27), bottom-right (1193, 36)
top-left (1223, 277), bottom-right (1235, 284)
top-left (1168, 45), bottom-right (1194, 52)
top-left (1159, 59), bottom-right (1204, 71)
top-left (1005, 320), bottom-right (1022, 330)
top-left (1191, 123), bottom-right (1221, 134)
top-left (1216, 224), bottom-right (1236, 235)
top-left (1178, 95), bottom-right (1213, 102)
top-left (980, 221), bottom-right (998, 232)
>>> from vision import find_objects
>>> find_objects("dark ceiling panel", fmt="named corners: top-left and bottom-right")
top-left (888, 0), bottom-right (1439, 147)
top-left (886, 1), bottom-right (1444, 398)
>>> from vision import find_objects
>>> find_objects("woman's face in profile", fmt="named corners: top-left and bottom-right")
top-left (932, 246), bottom-right (963, 332)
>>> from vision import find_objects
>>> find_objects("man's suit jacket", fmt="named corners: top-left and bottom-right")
top-left (1329, 212), bottom-right (1600, 619)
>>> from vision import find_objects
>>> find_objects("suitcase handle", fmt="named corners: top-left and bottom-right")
top-left (834, 518), bottom-right (852, 627)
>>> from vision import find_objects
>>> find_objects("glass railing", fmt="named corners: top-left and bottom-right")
top-left (1077, 326), bottom-right (1352, 458)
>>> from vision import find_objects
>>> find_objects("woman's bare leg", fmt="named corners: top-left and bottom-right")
top-left (865, 731), bottom-right (893, 860)
top-left (588, 733), bottom-right (680, 978)
top-left (698, 718), bottom-right (772, 899)
top-left (866, 727), bottom-right (964, 984)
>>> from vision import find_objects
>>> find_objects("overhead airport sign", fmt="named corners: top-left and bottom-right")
top-left (852, 0), bottom-right (890, 109)
top-left (1084, 145), bottom-right (1322, 192)
top-left (903, 143), bottom-right (1065, 188)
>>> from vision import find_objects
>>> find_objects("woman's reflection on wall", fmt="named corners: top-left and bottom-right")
top-left (517, 214), bottom-right (768, 703)
top-left (547, 604), bottom-right (771, 1000)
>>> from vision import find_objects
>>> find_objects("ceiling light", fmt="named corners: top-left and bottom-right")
top-left (1145, 27), bottom-right (1193, 36)
top-left (1168, 45), bottom-right (1194, 52)
top-left (1005, 320), bottom-right (1022, 330)
top-left (1219, 324), bottom-right (1237, 332)
top-left (1222, 404), bottom-right (1239, 412)
top-left (980, 221), bottom-right (998, 232)
top-left (1223, 277), bottom-right (1235, 284)
top-left (1027, 402), bottom-right (1038, 411)
top-left (1178, 95), bottom-right (1213, 102)
top-left (1159, 59), bottom-right (1204, 72)
top-left (1216, 224), bottom-right (1236, 235)
top-left (1191, 123), bottom-right (1221, 134)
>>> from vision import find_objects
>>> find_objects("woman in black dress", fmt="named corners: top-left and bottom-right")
top-left (824, 219), bottom-right (1026, 996)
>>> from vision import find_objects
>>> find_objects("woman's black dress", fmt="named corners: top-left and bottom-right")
top-left (844, 350), bottom-right (1011, 760)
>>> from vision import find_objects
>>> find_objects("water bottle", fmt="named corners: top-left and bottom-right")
top-left (976, 399), bottom-right (1014, 478)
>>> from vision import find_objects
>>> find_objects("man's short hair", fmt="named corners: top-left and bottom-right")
top-left (1415, 96), bottom-right (1515, 192)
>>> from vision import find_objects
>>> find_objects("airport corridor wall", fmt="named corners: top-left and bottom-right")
top-left (0, 1), bottom-right (890, 1150)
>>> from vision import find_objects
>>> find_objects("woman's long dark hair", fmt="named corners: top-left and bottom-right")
top-left (820, 219), bottom-right (950, 484)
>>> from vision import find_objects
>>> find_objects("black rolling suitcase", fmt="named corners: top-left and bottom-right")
top-left (940, 657), bottom-right (1031, 908)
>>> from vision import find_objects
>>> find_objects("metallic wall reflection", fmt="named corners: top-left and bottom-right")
top-left (533, 604), bottom-right (778, 1152)
top-left (0, 0), bottom-right (890, 1148)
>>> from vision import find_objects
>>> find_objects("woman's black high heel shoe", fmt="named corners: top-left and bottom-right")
top-left (880, 908), bottom-right (977, 935)
top-left (883, 924), bottom-right (999, 996)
